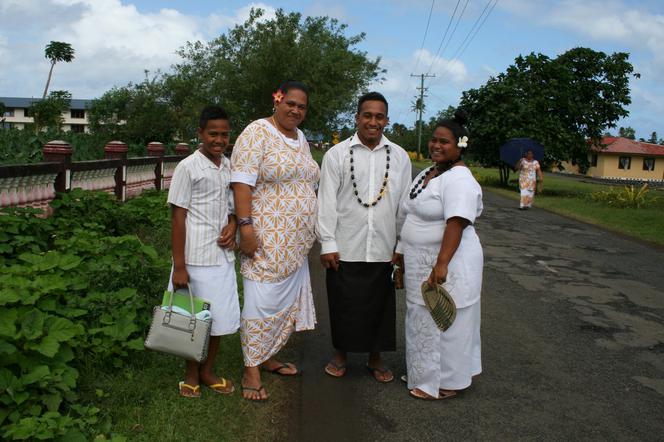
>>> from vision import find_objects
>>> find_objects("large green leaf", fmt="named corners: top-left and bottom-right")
top-left (21, 309), bottom-right (45, 340)
top-left (21, 365), bottom-right (50, 385)
top-left (0, 309), bottom-right (18, 337)
top-left (46, 317), bottom-right (82, 342)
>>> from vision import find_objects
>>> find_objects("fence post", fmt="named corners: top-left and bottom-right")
top-left (104, 141), bottom-right (128, 201)
top-left (147, 142), bottom-right (165, 190)
top-left (175, 143), bottom-right (191, 156)
top-left (42, 140), bottom-right (73, 193)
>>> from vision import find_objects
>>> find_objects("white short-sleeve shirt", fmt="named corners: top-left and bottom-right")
top-left (167, 150), bottom-right (234, 266)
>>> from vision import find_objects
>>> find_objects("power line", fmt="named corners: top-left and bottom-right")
top-left (411, 0), bottom-right (437, 75)
top-left (425, 0), bottom-right (468, 76)
top-left (427, 0), bottom-right (498, 89)
top-left (392, 1), bottom-right (439, 125)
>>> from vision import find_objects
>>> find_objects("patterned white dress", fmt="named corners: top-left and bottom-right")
top-left (231, 119), bottom-right (320, 366)
top-left (519, 159), bottom-right (540, 208)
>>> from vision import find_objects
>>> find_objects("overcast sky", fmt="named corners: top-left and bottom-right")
top-left (1, 0), bottom-right (663, 139)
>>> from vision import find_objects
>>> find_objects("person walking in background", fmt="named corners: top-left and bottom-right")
top-left (231, 81), bottom-right (320, 401)
top-left (398, 111), bottom-right (484, 400)
top-left (317, 92), bottom-right (411, 383)
top-left (168, 106), bottom-right (240, 397)
top-left (516, 149), bottom-right (543, 209)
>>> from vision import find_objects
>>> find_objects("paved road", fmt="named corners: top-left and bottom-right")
top-left (291, 189), bottom-right (664, 441)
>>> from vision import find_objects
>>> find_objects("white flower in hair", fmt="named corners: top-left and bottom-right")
top-left (458, 136), bottom-right (468, 148)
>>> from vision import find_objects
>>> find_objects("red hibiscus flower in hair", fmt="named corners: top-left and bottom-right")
top-left (272, 89), bottom-right (284, 105)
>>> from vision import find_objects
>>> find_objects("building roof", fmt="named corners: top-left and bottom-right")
top-left (594, 136), bottom-right (664, 157)
top-left (0, 96), bottom-right (93, 109)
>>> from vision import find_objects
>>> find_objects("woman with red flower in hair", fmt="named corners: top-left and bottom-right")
top-left (231, 81), bottom-right (320, 401)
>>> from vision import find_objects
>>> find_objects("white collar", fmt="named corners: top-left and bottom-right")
top-left (349, 133), bottom-right (390, 151)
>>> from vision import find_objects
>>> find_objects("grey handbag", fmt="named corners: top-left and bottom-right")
top-left (144, 285), bottom-right (211, 362)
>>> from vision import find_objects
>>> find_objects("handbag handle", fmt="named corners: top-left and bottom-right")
top-left (164, 284), bottom-right (197, 332)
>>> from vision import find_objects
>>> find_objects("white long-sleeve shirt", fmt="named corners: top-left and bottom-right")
top-left (316, 134), bottom-right (411, 262)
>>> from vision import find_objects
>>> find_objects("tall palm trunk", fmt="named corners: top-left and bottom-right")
top-left (42, 61), bottom-right (56, 99)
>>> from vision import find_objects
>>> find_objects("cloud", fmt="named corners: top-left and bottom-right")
top-left (0, 1), bottom-right (279, 99)
top-left (376, 48), bottom-right (470, 124)
top-left (206, 3), bottom-right (277, 35)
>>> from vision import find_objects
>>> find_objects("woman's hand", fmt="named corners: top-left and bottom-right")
top-left (239, 225), bottom-right (259, 257)
top-left (537, 181), bottom-right (543, 194)
top-left (217, 221), bottom-right (237, 249)
top-left (426, 262), bottom-right (448, 288)
top-left (172, 266), bottom-right (189, 289)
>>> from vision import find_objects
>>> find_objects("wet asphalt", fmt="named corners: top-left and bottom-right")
top-left (288, 186), bottom-right (664, 442)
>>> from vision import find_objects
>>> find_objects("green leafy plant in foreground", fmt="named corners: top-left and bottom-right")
top-left (0, 190), bottom-right (170, 440)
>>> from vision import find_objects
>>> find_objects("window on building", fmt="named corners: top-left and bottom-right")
top-left (24, 108), bottom-right (32, 117)
top-left (643, 158), bottom-right (655, 171)
top-left (590, 153), bottom-right (598, 167)
top-left (70, 109), bottom-right (85, 119)
top-left (1, 122), bottom-right (13, 129)
top-left (69, 124), bottom-right (85, 133)
top-left (2, 109), bottom-right (14, 117)
top-left (618, 156), bottom-right (631, 170)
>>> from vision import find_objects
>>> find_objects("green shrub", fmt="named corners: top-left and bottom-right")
top-left (589, 184), bottom-right (656, 208)
top-left (0, 189), bottom-right (170, 440)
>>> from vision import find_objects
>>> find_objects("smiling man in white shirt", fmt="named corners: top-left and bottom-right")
top-left (317, 92), bottom-right (411, 383)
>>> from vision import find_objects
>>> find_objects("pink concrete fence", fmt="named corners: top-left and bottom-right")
top-left (0, 141), bottom-right (194, 213)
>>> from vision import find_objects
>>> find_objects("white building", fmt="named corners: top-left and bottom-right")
top-left (1, 96), bottom-right (93, 133)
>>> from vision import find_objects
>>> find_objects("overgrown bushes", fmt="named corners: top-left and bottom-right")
top-left (0, 189), bottom-right (170, 440)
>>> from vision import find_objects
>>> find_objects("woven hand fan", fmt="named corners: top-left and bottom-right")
top-left (421, 280), bottom-right (457, 331)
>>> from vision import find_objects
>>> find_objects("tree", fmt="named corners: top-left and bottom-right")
top-left (647, 131), bottom-right (658, 144)
top-left (619, 126), bottom-right (636, 139)
top-left (459, 48), bottom-right (636, 171)
top-left (30, 90), bottom-right (72, 132)
top-left (43, 41), bottom-right (75, 99)
top-left (167, 8), bottom-right (384, 134)
top-left (88, 77), bottom-right (177, 144)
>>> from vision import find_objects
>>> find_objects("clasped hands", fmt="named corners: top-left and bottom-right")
top-left (321, 252), bottom-right (404, 272)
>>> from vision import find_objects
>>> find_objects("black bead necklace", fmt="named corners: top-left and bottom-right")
top-left (349, 146), bottom-right (390, 207)
top-left (409, 158), bottom-right (462, 200)
top-left (409, 165), bottom-right (438, 199)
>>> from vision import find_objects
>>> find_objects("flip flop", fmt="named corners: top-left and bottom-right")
top-left (409, 388), bottom-right (440, 401)
top-left (241, 384), bottom-right (268, 402)
top-left (324, 360), bottom-right (347, 378)
top-left (366, 365), bottom-right (394, 383)
top-left (263, 362), bottom-right (298, 377)
top-left (205, 377), bottom-right (234, 395)
top-left (178, 381), bottom-right (201, 398)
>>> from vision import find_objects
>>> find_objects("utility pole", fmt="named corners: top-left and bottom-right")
top-left (410, 73), bottom-right (435, 160)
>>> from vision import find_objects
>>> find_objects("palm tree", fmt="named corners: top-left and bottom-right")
top-left (42, 41), bottom-right (75, 99)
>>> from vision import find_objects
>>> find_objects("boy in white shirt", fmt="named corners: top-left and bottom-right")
top-left (167, 106), bottom-right (240, 397)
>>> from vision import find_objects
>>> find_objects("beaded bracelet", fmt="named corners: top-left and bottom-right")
top-left (238, 217), bottom-right (253, 226)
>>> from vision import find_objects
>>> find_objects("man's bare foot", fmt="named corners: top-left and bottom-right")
top-left (367, 352), bottom-right (393, 383)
